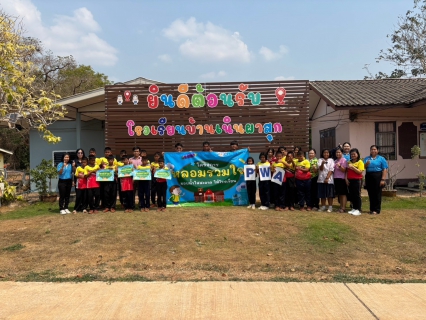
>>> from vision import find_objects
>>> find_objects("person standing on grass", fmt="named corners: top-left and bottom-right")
top-left (154, 158), bottom-right (169, 211)
top-left (364, 145), bottom-right (388, 215)
top-left (120, 155), bottom-right (134, 213)
top-left (334, 148), bottom-right (348, 213)
top-left (308, 149), bottom-right (319, 211)
top-left (85, 155), bottom-right (101, 214)
top-left (130, 146), bottom-right (142, 208)
top-left (150, 152), bottom-right (161, 208)
top-left (346, 148), bottom-right (365, 216)
top-left (294, 151), bottom-right (311, 211)
top-left (318, 149), bottom-right (335, 213)
top-left (102, 155), bottom-right (117, 213)
top-left (203, 141), bottom-right (213, 152)
top-left (272, 151), bottom-right (286, 211)
top-left (283, 151), bottom-right (296, 211)
top-left (245, 157), bottom-right (257, 209)
top-left (73, 157), bottom-right (88, 214)
top-left (175, 143), bottom-right (183, 152)
top-left (137, 157), bottom-right (151, 212)
top-left (256, 152), bottom-right (270, 210)
top-left (57, 153), bottom-right (73, 215)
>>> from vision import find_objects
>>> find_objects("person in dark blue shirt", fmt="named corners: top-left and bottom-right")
top-left (57, 153), bottom-right (73, 214)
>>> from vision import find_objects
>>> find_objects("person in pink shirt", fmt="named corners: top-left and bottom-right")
top-left (334, 148), bottom-right (348, 213)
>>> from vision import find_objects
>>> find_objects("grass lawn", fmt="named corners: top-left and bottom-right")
top-left (0, 196), bottom-right (425, 283)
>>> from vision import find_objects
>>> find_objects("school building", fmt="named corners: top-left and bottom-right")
top-left (28, 77), bottom-right (426, 188)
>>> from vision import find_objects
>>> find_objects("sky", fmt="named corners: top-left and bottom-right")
top-left (1, 0), bottom-right (416, 83)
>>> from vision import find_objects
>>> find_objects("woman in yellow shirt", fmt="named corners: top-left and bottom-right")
top-left (346, 148), bottom-right (365, 216)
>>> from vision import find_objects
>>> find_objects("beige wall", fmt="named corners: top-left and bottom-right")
top-left (311, 103), bottom-right (426, 182)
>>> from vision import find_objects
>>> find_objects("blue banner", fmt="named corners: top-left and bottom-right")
top-left (164, 149), bottom-right (250, 206)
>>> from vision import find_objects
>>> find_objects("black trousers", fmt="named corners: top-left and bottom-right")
top-left (285, 177), bottom-right (296, 208)
top-left (274, 182), bottom-right (286, 208)
top-left (246, 180), bottom-right (257, 205)
top-left (87, 187), bottom-right (100, 210)
top-left (269, 181), bottom-right (276, 204)
top-left (310, 176), bottom-right (319, 209)
top-left (122, 191), bottom-right (134, 210)
top-left (58, 179), bottom-right (72, 210)
top-left (258, 180), bottom-right (270, 207)
top-left (138, 180), bottom-right (151, 208)
top-left (151, 178), bottom-right (157, 205)
top-left (156, 182), bottom-right (167, 208)
top-left (74, 188), bottom-right (87, 212)
top-left (103, 181), bottom-right (117, 209)
top-left (348, 179), bottom-right (362, 210)
top-left (366, 172), bottom-right (383, 213)
top-left (296, 179), bottom-right (311, 208)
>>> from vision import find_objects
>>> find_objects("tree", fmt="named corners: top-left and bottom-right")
top-left (370, 0), bottom-right (426, 79)
top-left (0, 10), bottom-right (66, 143)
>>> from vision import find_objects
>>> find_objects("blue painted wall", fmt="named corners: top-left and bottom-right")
top-left (30, 120), bottom-right (105, 192)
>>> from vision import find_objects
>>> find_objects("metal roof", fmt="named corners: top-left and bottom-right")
top-left (310, 78), bottom-right (426, 108)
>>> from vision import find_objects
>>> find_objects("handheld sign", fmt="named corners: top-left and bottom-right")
top-left (258, 165), bottom-right (271, 181)
top-left (133, 169), bottom-right (152, 181)
top-left (118, 165), bottom-right (133, 178)
top-left (96, 169), bottom-right (114, 182)
top-left (154, 169), bottom-right (172, 180)
top-left (244, 165), bottom-right (256, 181)
top-left (271, 167), bottom-right (285, 185)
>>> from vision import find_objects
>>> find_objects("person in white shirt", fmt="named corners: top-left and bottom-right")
top-left (317, 149), bottom-right (335, 213)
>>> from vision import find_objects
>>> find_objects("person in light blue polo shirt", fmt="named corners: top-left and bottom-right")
top-left (57, 153), bottom-right (73, 214)
top-left (363, 145), bottom-right (388, 215)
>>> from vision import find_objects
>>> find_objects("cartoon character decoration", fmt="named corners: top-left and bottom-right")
top-left (132, 95), bottom-right (139, 105)
top-left (169, 185), bottom-right (184, 206)
top-left (117, 95), bottom-right (123, 105)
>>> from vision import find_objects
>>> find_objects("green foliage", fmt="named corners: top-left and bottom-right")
top-left (0, 129), bottom-right (29, 169)
top-left (2, 243), bottom-right (25, 252)
top-left (300, 219), bottom-right (356, 252)
top-left (369, 0), bottom-right (426, 78)
top-left (0, 202), bottom-right (58, 221)
top-left (0, 175), bottom-right (17, 204)
top-left (30, 159), bottom-right (58, 195)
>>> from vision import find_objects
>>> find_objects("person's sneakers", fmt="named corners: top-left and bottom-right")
top-left (351, 210), bottom-right (361, 216)
top-left (65, 209), bottom-right (71, 214)
top-left (60, 210), bottom-right (66, 215)
top-left (247, 205), bottom-right (253, 209)
top-left (83, 209), bottom-right (88, 214)
top-left (327, 206), bottom-right (333, 213)
top-left (318, 206), bottom-right (326, 212)
top-left (348, 209), bottom-right (355, 214)
top-left (251, 204), bottom-right (256, 209)
top-left (260, 206), bottom-right (268, 210)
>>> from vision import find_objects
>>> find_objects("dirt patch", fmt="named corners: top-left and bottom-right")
top-left (0, 203), bottom-right (425, 282)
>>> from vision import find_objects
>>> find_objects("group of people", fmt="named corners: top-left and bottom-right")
top-left (56, 141), bottom-right (388, 216)
top-left (245, 143), bottom-right (388, 216)
top-left (57, 147), bottom-right (169, 214)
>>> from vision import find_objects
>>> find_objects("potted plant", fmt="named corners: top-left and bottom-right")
top-left (382, 156), bottom-right (405, 197)
top-left (30, 159), bottom-right (58, 202)
top-left (411, 145), bottom-right (424, 197)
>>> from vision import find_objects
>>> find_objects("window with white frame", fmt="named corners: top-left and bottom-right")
top-left (375, 122), bottom-right (396, 160)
